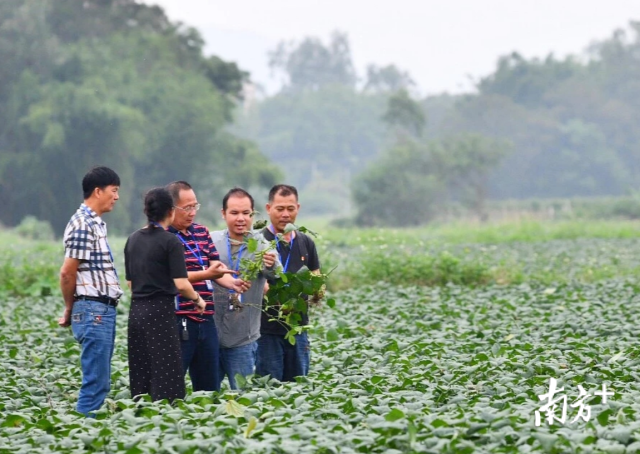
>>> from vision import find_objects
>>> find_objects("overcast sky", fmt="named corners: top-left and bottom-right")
top-left (143, 0), bottom-right (640, 95)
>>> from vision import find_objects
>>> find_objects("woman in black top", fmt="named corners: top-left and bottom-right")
top-left (124, 187), bottom-right (205, 402)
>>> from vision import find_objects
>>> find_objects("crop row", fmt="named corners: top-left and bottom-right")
top-left (2, 281), bottom-right (640, 452)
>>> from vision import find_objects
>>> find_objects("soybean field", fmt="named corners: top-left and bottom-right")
top-left (2, 221), bottom-right (640, 453)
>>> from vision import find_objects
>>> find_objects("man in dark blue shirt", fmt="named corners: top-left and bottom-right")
top-left (256, 184), bottom-right (320, 382)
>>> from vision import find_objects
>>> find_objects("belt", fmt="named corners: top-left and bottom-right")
top-left (75, 295), bottom-right (119, 307)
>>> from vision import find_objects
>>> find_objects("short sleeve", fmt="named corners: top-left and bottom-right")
top-left (64, 218), bottom-right (95, 261)
top-left (206, 229), bottom-right (220, 262)
top-left (124, 237), bottom-right (131, 281)
top-left (168, 236), bottom-right (189, 279)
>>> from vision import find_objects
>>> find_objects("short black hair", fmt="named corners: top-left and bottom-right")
top-left (165, 180), bottom-right (192, 204)
top-left (82, 166), bottom-right (120, 199)
top-left (144, 187), bottom-right (174, 228)
top-left (268, 184), bottom-right (298, 202)
top-left (222, 187), bottom-right (254, 211)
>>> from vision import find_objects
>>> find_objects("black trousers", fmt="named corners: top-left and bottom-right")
top-left (128, 296), bottom-right (185, 402)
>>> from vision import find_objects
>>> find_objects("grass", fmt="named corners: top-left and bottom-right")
top-left (4, 219), bottom-right (640, 297)
top-left (316, 220), bottom-right (640, 291)
top-left (319, 219), bottom-right (640, 247)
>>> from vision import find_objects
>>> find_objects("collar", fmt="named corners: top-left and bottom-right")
top-left (80, 203), bottom-right (103, 225)
top-left (226, 229), bottom-right (249, 244)
top-left (168, 223), bottom-right (195, 236)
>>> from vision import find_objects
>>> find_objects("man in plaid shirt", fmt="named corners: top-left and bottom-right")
top-left (59, 166), bottom-right (123, 416)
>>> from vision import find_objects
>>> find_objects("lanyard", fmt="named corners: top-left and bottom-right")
top-left (82, 205), bottom-right (118, 279)
top-left (269, 225), bottom-right (295, 273)
top-left (151, 222), bottom-right (164, 230)
top-left (175, 233), bottom-right (204, 267)
top-left (226, 233), bottom-right (246, 275)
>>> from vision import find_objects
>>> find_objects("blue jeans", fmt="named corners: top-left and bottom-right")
top-left (219, 341), bottom-right (258, 389)
top-left (177, 316), bottom-right (219, 392)
top-left (71, 299), bottom-right (116, 416)
top-left (256, 333), bottom-right (310, 382)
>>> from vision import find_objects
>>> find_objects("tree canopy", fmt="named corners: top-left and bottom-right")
top-left (235, 25), bottom-right (640, 222)
top-left (0, 0), bottom-right (280, 234)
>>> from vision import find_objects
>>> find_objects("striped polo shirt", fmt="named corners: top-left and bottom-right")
top-left (168, 223), bottom-right (220, 322)
top-left (63, 203), bottom-right (123, 300)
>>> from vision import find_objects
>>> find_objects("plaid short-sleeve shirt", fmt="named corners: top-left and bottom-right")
top-left (63, 203), bottom-right (123, 300)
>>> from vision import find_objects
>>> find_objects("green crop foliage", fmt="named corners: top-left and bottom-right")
top-left (3, 221), bottom-right (640, 452)
top-left (2, 279), bottom-right (640, 452)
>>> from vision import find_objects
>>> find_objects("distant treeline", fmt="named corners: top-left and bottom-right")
top-left (3, 1), bottom-right (639, 230)
top-left (0, 0), bottom-right (281, 234)
top-left (237, 24), bottom-right (640, 225)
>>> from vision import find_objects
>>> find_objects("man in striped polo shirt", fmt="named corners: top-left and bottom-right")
top-left (59, 166), bottom-right (123, 416)
top-left (166, 181), bottom-right (250, 392)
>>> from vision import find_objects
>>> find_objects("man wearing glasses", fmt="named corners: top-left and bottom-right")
top-left (165, 181), bottom-right (250, 392)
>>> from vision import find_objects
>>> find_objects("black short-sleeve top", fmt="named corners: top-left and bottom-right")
top-left (124, 226), bottom-right (188, 299)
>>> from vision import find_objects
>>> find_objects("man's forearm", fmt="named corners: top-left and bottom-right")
top-left (188, 261), bottom-right (229, 283)
top-left (187, 269), bottom-right (210, 283)
top-left (60, 274), bottom-right (76, 310)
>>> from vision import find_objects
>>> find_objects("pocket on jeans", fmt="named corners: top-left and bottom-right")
top-left (71, 316), bottom-right (86, 343)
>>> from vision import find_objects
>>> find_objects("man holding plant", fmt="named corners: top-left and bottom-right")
top-left (256, 184), bottom-right (321, 382)
top-left (211, 188), bottom-right (280, 389)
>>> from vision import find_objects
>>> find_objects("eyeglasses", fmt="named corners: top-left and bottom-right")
top-left (174, 203), bottom-right (201, 213)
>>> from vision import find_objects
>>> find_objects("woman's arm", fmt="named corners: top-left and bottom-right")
top-left (173, 277), bottom-right (206, 313)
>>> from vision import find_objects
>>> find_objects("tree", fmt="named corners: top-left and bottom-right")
top-left (0, 0), bottom-right (280, 234)
top-left (382, 89), bottom-right (426, 138)
top-left (477, 52), bottom-right (581, 109)
top-left (364, 64), bottom-right (415, 93)
top-left (352, 140), bottom-right (444, 226)
top-left (351, 133), bottom-right (510, 226)
top-left (434, 134), bottom-right (512, 221)
top-left (268, 31), bottom-right (357, 91)
top-left (240, 84), bottom-right (388, 192)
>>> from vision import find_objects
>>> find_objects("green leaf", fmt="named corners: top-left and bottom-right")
top-left (225, 399), bottom-right (246, 417)
top-left (3, 414), bottom-right (27, 427)
top-left (234, 373), bottom-right (247, 389)
top-left (326, 328), bottom-right (339, 342)
top-left (326, 298), bottom-right (336, 309)
top-left (244, 416), bottom-right (258, 438)
top-left (597, 408), bottom-right (613, 425)
top-left (385, 408), bottom-right (405, 422)
top-left (285, 330), bottom-right (297, 345)
top-left (608, 351), bottom-right (624, 363)
top-left (246, 238), bottom-right (259, 253)
top-left (534, 433), bottom-right (558, 452)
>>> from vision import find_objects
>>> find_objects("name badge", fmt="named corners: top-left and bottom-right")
top-left (203, 266), bottom-right (213, 290)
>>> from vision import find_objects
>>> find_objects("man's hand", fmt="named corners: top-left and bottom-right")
top-left (194, 295), bottom-right (207, 314)
top-left (263, 252), bottom-right (276, 269)
top-left (232, 279), bottom-right (252, 294)
top-left (207, 261), bottom-right (237, 279)
top-left (59, 257), bottom-right (79, 328)
top-left (58, 308), bottom-right (72, 327)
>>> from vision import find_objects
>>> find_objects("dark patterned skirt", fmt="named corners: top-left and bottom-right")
top-left (128, 296), bottom-right (185, 402)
